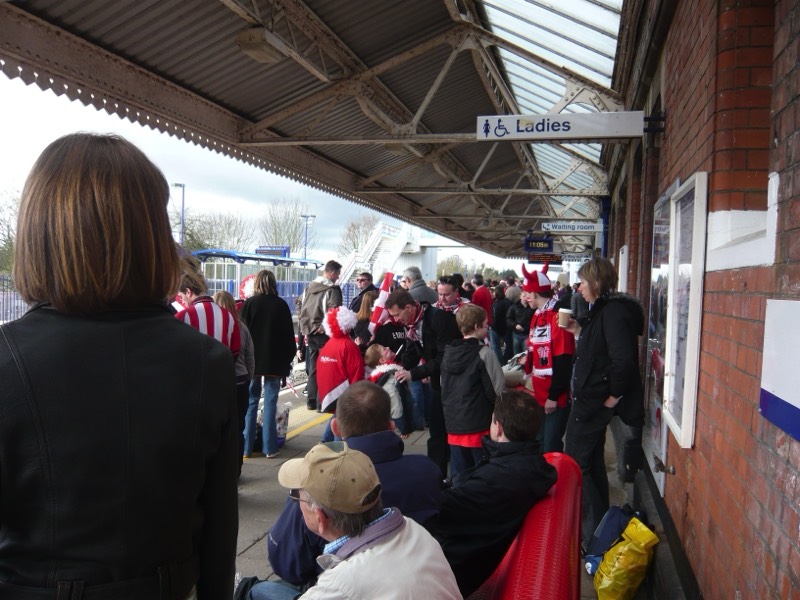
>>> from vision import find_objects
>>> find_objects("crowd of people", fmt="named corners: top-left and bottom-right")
top-left (0, 132), bottom-right (646, 600)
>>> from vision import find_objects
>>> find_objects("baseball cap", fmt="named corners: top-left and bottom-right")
top-left (278, 441), bottom-right (382, 514)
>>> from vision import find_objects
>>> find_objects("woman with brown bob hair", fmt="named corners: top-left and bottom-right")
top-left (0, 133), bottom-right (238, 599)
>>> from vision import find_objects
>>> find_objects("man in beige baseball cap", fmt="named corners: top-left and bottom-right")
top-left (278, 441), bottom-right (382, 519)
top-left (240, 441), bottom-right (462, 600)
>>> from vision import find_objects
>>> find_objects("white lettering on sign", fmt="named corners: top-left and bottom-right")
top-left (561, 253), bottom-right (593, 263)
top-left (542, 221), bottom-right (604, 233)
top-left (654, 224), bottom-right (670, 235)
top-left (477, 112), bottom-right (644, 141)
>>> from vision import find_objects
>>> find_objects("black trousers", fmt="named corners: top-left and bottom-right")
top-left (427, 385), bottom-right (450, 478)
top-left (564, 406), bottom-right (615, 547)
top-left (305, 333), bottom-right (329, 408)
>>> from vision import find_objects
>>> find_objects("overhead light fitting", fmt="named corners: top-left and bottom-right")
top-left (235, 28), bottom-right (285, 65)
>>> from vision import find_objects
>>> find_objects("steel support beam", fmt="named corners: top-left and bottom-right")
top-left (359, 188), bottom-right (605, 196)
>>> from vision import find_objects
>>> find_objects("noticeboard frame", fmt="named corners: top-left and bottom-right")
top-left (662, 172), bottom-right (707, 448)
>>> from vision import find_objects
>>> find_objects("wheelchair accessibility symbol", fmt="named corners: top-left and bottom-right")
top-left (483, 118), bottom-right (510, 138)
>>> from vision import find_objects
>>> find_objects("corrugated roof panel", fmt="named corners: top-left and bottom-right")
top-left (2, 0), bottom-right (626, 257)
top-left (308, 0), bottom-right (453, 66)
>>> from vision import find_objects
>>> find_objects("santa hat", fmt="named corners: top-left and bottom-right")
top-left (322, 306), bottom-right (358, 338)
top-left (521, 263), bottom-right (551, 293)
top-left (239, 274), bottom-right (256, 299)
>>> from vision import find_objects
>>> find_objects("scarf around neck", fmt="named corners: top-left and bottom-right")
top-left (435, 296), bottom-right (468, 313)
top-left (390, 302), bottom-right (424, 341)
top-left (528, 297), bottom-right (558, 376)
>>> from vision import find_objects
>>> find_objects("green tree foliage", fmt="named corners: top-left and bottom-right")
top-left (499, 268), bottom-right (519, 281)
top-left (479, 265), bottom-right (501, 282)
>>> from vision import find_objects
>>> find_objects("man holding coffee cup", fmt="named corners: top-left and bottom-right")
top-left (519, 263), bottom-right (576, 452)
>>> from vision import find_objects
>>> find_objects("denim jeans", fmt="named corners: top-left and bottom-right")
top-left (502, 329), bottom-right (515, 363)
top-left (320, 417), bottom-right (335, 443)
top-left (538, 405), bottom-right (570, 453)
top-left (247, 579), bottom-right (302, 600)
top-left (512, 331), bottom-right (527, 355)
top-left (410, 380), bottom-right (431, 429)
top-left (488, 328), bottom-right (504, 364)
top-left (235, 381), bottom-right (250, 472)
top-left (564, 406), bottom-right (615, 547)
top-left (449, 445), bottom-right (484, 478)
top-left (244, 376), bottom-right (282, 456)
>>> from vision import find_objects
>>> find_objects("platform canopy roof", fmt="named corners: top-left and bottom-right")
top-left (0, 0), bottom-right (629, 257)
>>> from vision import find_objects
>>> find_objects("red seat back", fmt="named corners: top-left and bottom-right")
top-left (468, 452), bottom-right (582, 600)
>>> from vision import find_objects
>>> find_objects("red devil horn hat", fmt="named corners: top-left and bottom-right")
top-left (521, 262), bottom-right (552, 294)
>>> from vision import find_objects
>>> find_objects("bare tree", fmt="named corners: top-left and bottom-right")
top-left (0, 192), bottom-right (20, 275)
top-left (437, 255), bottom-right (465, 278)
top-left (174, 207), bottom-right (257, 252)
top-left (337, 214), bottom-right (381, 257)
top-left (256, 198), bottom-right (317, 257)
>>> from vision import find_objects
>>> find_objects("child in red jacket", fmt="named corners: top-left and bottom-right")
top-left (317, 307), bottom-right (364, 441)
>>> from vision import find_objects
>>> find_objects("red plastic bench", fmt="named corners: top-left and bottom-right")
top-left (468, 452), bottom-right (582, 600)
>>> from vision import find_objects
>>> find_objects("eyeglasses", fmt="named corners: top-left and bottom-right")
top-left (288, 489), bottom-right (310, 504)
top-left (356, 278), bottom-right (368, 282)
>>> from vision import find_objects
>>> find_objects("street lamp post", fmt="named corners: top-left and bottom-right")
top-left (172, 183), bottom-right (185, 246)
top-left (300, 214), bottom-right (316, 259)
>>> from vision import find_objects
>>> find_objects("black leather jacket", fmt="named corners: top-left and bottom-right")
top-left (0, 304), bottom-right (239, 599)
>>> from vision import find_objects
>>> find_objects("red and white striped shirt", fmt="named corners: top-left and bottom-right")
top-left (176, 296), bottom-right (241, 358)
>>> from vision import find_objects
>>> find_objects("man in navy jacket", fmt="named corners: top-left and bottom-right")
top-left (265, 381), bottom-right (442, 590)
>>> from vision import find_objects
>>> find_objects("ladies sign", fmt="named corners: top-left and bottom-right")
top-left (477, 111), bottom-right (644, 141)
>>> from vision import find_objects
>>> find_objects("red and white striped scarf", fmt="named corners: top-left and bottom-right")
top-left (527, 297), bottom-right (558, 376)
top-left (391, 302), bottom-right (424, 342)
top-left (435, 296), bottom-right (468, 313)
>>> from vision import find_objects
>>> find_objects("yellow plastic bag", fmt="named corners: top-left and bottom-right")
top-left (594, 516), bottom-right (659, 600)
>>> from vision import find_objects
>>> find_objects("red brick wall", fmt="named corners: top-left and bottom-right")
top-left (653, 0), bottom-right (797, 598)
top-left (625, 148), bottom-right (642, 295)
top-left (660, 0), bottom-right (717, 186)
top-left (712, 0), bottom-right (773, 211)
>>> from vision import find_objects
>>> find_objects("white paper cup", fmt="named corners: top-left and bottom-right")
top-left (558, 308), bottom-right (573, 328)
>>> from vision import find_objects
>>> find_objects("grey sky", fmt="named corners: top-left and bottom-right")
top-left (0, 74), bottom-right (517, 269)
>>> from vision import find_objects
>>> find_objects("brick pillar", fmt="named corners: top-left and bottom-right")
top-left (711, 1), bottom-right (774, 210)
